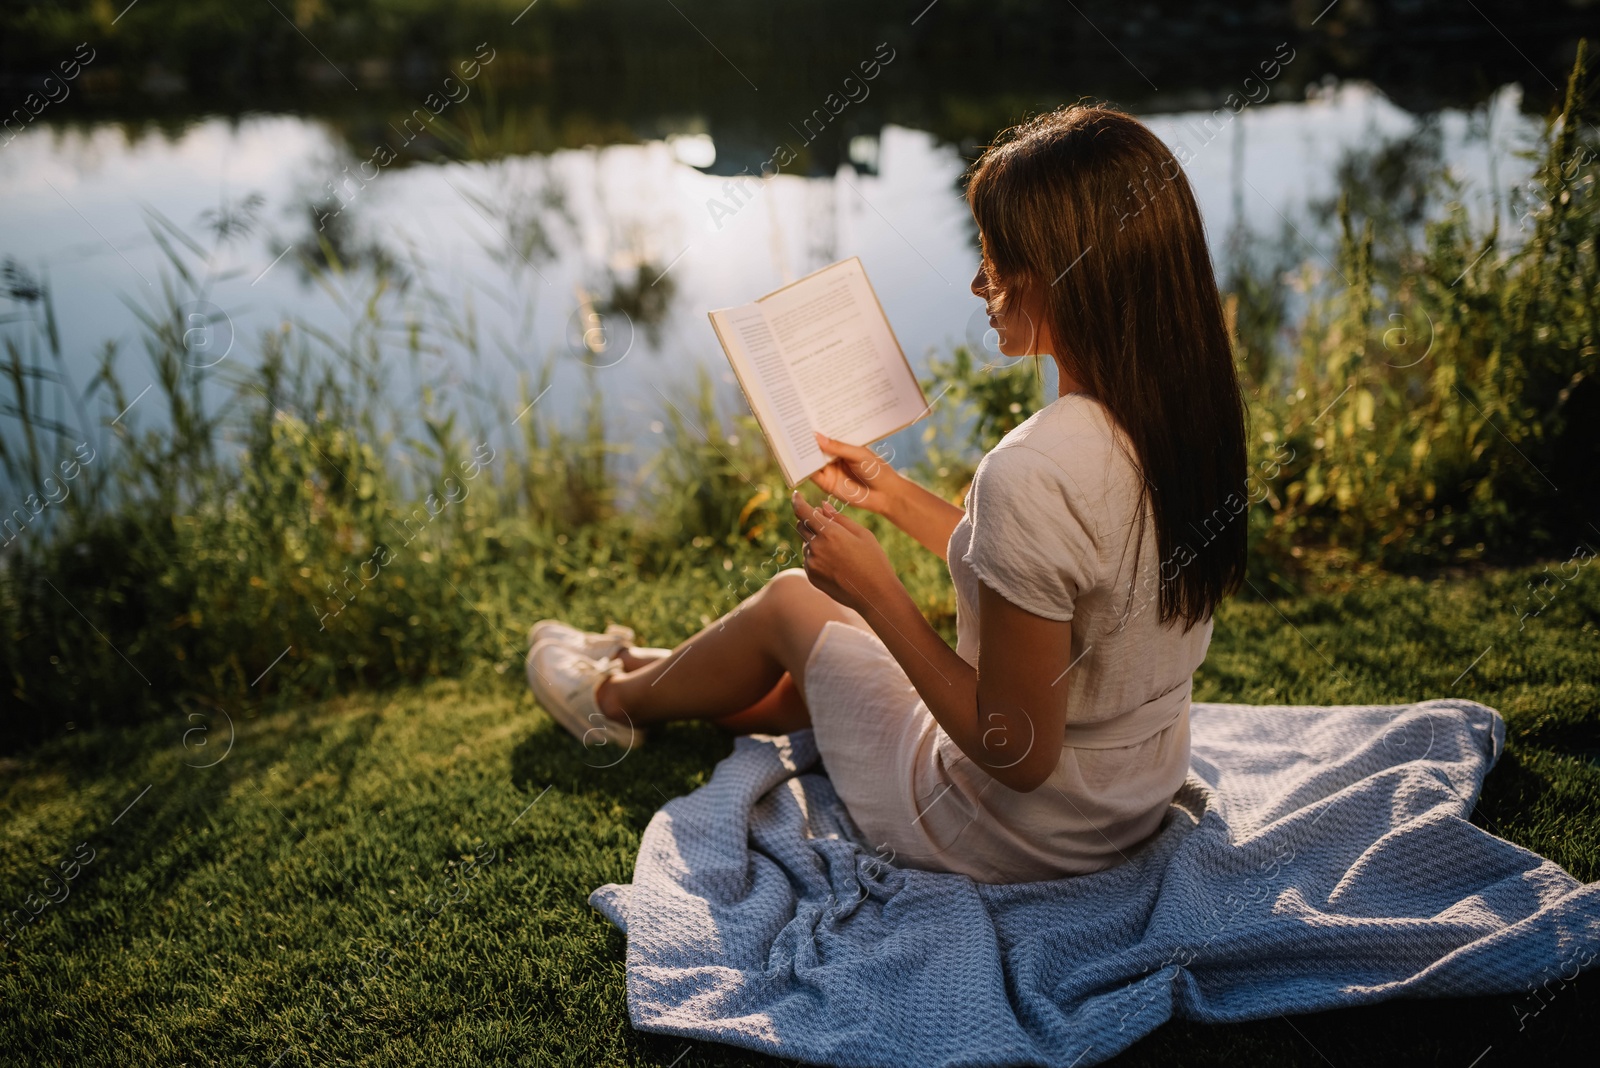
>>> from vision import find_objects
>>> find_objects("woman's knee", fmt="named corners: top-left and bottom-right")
top-left (763, 567), bottom-right (815, 598)
top-left (725, 568), bottom-right (815, 636)
top-left (759, 567), bottom-right (868, 630)
top-left (750, 567), bottom-right (818, 615)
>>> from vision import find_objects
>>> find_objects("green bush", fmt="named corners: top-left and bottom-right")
top-left (1245, 46), bottom-right (1599, 575)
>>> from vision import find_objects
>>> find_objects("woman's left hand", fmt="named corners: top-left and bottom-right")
top-left (791, 491), bottom-right (900, 615)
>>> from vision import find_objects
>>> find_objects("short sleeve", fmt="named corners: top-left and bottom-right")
top-left (960, 444), bottom-right (1098, 621)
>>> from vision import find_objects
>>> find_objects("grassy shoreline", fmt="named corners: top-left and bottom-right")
top-left (2, 561), bottom-right (1596, 1064)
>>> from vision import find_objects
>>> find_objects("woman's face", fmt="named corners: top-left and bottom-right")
top-left (970, 257), bottom-right (1043, 359)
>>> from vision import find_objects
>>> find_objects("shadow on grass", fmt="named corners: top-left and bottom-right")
top-left (508, 716), bottom-right (741, 831)
top-left (1107, 968), bottom-right (1600, 1067)
top-left (1477, 748), bottom-right (1547, 826)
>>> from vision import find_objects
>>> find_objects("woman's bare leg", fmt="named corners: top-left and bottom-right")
top-left (616, 648), bottom-right (668, 672)
top-left (710, 672), bottom-right (810, 735)
top-left (613, 638), bottom-right (806, 733)
top-left (596, 569), bottom-right (869, 728)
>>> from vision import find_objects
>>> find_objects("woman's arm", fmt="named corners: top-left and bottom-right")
top-left (792, 494), bottom-right (1073, 793)
top-left (809, 433), bottom-right (966, 561)
top-left (878, 476), bottom-right (967, 563)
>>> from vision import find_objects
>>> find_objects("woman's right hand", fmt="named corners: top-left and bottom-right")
top-left (809, 431), bottom-right (903, 518)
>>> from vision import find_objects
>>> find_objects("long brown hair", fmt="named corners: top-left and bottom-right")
top-left (965, 104), bottom-right (1248, 628)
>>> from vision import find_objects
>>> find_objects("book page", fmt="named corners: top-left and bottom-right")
top-left (758, 259), bottom-right (926, 453)
top-left (708, 258), bottom-right (929, 487)
top-left (712, 305), bottom-right (820, 481)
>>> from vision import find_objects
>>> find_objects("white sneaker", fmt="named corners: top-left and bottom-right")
top-left (525, 639), bottom-right (646, 750)
top-left (528, 619), bottom-right (635, 660)
top-left (528, 619), bottom-right (673, 663)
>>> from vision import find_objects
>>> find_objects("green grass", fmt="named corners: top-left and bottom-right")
top-left (3, 560), bottom-right (1597, 1066)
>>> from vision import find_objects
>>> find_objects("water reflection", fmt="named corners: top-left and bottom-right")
top-left (0, 82), bottom-right (1544, 479)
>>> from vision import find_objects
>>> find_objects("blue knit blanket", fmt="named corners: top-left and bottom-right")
top-left (588, 700), bottom-right (1600, 1066)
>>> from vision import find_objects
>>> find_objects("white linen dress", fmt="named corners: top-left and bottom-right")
top-left (803, 393), bottom-right (1212, 883)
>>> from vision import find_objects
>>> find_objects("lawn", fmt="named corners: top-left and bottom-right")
top-left (2, 560), bottom-right (1598, 1067)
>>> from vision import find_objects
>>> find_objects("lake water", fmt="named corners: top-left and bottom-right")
top-left (0, 80), bottom-right (1541, 479)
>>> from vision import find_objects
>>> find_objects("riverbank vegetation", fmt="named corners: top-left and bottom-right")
top-left (2, 49), bottom-right (1595, 754)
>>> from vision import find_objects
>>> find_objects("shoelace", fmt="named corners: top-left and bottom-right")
top-left (576, 655), bottom-right (621, 703)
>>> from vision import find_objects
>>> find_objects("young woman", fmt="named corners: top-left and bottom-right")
top-left (528, 104), bottom-right (1248, 884)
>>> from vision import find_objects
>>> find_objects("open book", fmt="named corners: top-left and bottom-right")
top-left (708, 257), bottom-right (930, 487)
